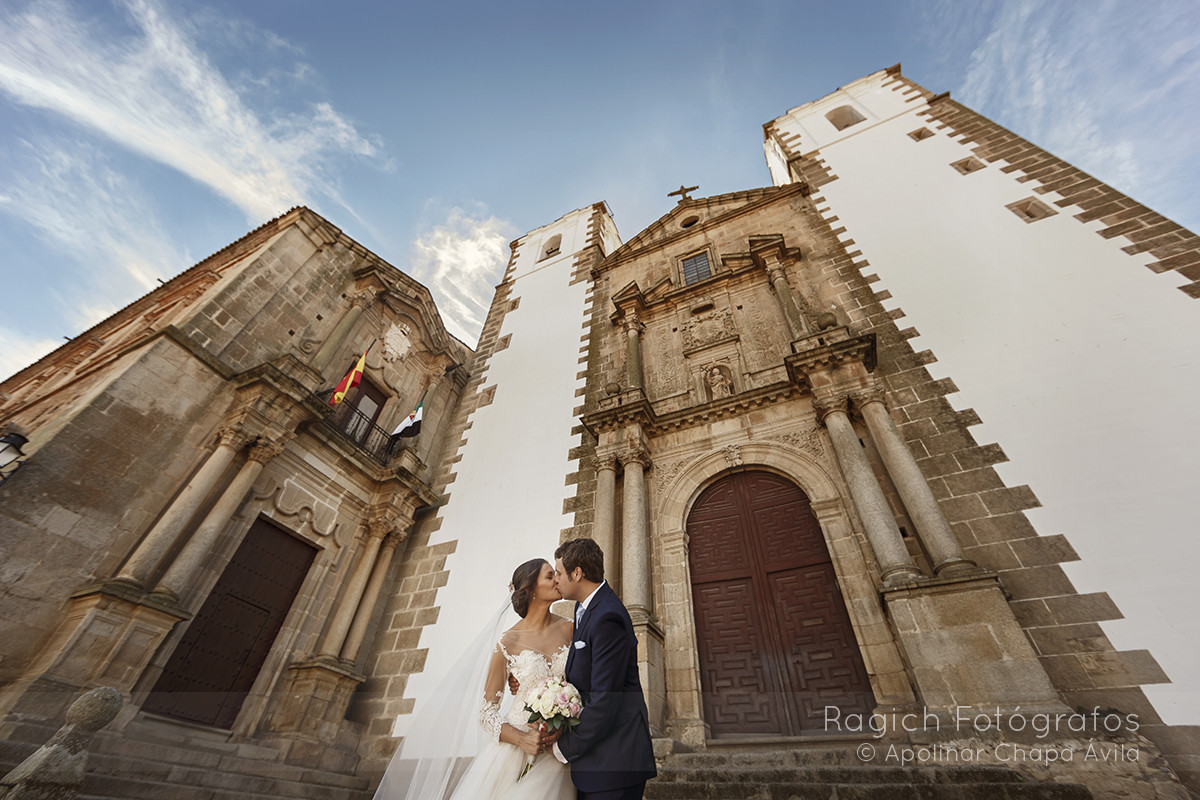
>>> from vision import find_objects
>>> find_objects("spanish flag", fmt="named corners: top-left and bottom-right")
top-left (329, 346), bottom-right (369, 406)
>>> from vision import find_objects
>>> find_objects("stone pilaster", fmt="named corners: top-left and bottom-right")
top-left (341, 530), bottom-right (405, 663)
top-left (153, 435), bottom-right (291, 600)
top-left (311, 286), bottom-right (378, 372)
top-left (590, 453), bottom-right (619, 592)
top-left (620, 446), bottom-right (652, 615)
top-left (815, 395), bottom-right (922, 586)
top-left (852, 387), bottom-right (976, 576)
top-left (623, 312), bottom-right (646, 390)
top-left (114, 426), bottom-right (253, 587)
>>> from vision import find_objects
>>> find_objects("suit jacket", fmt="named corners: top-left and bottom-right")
top-left (559, 582), bottom-right (657, 793)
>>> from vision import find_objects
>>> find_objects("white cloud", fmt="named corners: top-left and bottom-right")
top-left (0, 0), bottom-right (379, 222)
top-left (926, 0), bottom-right (1200, 231)
top-left (0, 328), bottom-right (60, 381)
top-left (410, 209), bottom-right (516, 345)
top-left (0, 139), bottom-right (182, 329)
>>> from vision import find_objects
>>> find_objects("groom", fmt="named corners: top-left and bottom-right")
top-left (547, 537), bottom-right (657, 799)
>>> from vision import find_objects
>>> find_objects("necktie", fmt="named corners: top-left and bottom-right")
top-left (575, 603), bottom-right (584, 627)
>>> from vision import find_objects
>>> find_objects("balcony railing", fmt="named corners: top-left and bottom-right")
top-left (316, 390), bottom-right (399, 465)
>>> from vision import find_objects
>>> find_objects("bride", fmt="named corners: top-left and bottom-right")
top-left (373, 558), bottom-right (576, 800)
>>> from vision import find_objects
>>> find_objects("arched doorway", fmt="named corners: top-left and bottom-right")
top-left (687, 470), bottom-right (874, 737)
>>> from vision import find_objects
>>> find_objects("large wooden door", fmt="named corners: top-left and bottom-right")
top-left (687, 471), bottom-right (874, 737)
top-left (143, 518), bottom-right (316, 728)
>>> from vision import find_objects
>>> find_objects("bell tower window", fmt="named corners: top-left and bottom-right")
top-left (826, 105), bottom-right (866, 131)
top-left (540, 234), bottom-right (562, 261)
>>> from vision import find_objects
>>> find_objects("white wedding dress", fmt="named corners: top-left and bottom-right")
top-left (446, 638), bottom-right (575, 800)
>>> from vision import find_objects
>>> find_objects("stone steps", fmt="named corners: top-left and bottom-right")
top-left (0, 718), bottom-right (374, 800)
top-left (646, 747), bottom-right (1094, 800)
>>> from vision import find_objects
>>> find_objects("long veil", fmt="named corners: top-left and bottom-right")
top-left (372, 600), bottom-right (519, 800)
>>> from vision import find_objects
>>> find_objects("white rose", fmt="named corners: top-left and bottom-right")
top-left (539, 694), bottom-right (556, 717)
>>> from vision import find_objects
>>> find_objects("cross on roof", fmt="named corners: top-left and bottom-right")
top-left (668, 184), bottom-right (699, 204)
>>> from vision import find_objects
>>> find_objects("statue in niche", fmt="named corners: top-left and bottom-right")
top-left (705, 364), bottom-right (734, 400)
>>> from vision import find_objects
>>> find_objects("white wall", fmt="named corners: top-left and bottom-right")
top-left (768, 79), bottom-right (1200, 724)
top-left (396, 207), bottom-right (609, 733)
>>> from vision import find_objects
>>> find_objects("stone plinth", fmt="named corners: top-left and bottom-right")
top-left (265, 657), bottom-right (365, 755)
top-left (883, 573), bottom-right (1065, 713)
top-left (632, 611), bottom-right (667, 737)
top-left (0, 582), bottom-right (187, 723)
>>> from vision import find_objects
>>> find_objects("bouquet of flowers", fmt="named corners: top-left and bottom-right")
top-left (520, 677), bottom-right (583, 778)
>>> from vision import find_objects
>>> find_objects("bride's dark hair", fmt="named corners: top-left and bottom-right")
top-left (510, 558), bottom-right (547, 618)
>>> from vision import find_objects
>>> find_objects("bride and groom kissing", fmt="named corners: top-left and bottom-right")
top-left (376, 537), bottom-right (657, 800)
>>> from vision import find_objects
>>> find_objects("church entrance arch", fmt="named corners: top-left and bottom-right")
top-left (687, 470), bottom-right (874, 737)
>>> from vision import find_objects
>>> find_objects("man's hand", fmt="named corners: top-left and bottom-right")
top-left (508, 674), bottom-right (520, 695)
top-left (540, 726), bottom-right (564, 749)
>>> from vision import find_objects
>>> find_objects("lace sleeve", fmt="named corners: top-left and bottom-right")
top-left (479, 689), bottom-right (503, 741)
top-left (479, 641), bottom-right (508, 742)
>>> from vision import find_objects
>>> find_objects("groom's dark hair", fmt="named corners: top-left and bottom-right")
top-left (555, 537), bottom-right (604, 583)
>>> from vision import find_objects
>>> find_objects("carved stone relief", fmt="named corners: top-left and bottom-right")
top-left (383, 323), bottom-right (415, 363)
top-left (681, 308), bottom-right (738, 354)
top-left (768, 426), bottom-right (826, 460)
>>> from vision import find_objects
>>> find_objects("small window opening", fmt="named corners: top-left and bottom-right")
top-left (681, 252), bottom-right (712, 285)
top-left (826, 105), bottom-right (866, 131)
top-left (680, 215), bottom-right (700, 229)
top-left (951, 156), bottom-right (985, 175)
top-left (1007, 197), bottom-right (1057, 223)
top-left (908, 127), bottom-right (935, 141)
top-left (540, 234), bottom-right (562, 261)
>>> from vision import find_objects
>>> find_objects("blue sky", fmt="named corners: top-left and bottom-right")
top-left (1, 0), bottom-right (1198, 375)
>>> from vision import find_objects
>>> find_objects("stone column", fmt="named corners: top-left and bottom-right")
top-left (854, 388), bottom-right (976, 576)
top-left (591, 454), bottom-right (618, 589)
top-left (816, 396), bottom-right (922, 586)
top-left (766, 263), bottom-right (809, 339)
top-left (623, 312), bottom-right (645, 390)
top-left (340, 531), bottom-right (404, 663)
top-left (153, 437), bottom-right (290, 600)
top-left (311, 287), bottom-right (377, 372)
top-left (620, 449), bottom-right (652, 614)
top-left (116, 427), bottom-right (252, 587)
top-left (318, 509), bottom-right (393, 658)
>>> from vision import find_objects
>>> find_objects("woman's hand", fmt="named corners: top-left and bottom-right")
top-left (514, 725), bottom-right (542, 756)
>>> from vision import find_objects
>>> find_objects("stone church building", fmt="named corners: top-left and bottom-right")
top-left (2, 66), bottom-right (1198, 799)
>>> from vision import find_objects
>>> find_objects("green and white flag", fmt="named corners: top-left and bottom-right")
top-left (392, 398), bottom-right (423, 438)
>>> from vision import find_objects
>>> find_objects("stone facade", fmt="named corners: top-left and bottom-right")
top-left (1, 66), bottom-right (1197, 800)
top-left (0, 208), bottom-right (469, 785)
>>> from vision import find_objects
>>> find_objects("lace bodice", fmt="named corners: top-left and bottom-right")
top-left (479, 640), bottom-right (570, 740)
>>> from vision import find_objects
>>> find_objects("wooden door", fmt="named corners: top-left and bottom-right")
top-left (143, 518), bottom-right (316, 728)
top-left (687, 471), bottom-right (874, 737)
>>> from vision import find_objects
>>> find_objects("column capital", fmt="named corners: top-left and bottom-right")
top-left (381, 531), bottom-right (405, 552)
top-left (766, 263), bottom-right (789, 285)
top-left (850, 386), bottom-right (888, 409)
top-left (216, 426), bottom-right (256, 451)
top-left (247, 434), bottom-right (292, 463)
top-left (347, 287), bottom-right (380, 310)
top-left (590, 453), bottom-right (619, 472)
top-left (364, 505), bottom-right (401, 539)
top-left (620, 449), bottom-right (652, 470)
top-left (812, 394), bottom-right (850, 424)
top-left (622, 311), bottom-right (644, 335)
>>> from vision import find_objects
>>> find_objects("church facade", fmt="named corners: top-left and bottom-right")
top-left (2, 66), bottom-right (1198, 798)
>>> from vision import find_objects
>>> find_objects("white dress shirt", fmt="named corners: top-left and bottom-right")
top-left (553, 580), bottom-right (605, 763)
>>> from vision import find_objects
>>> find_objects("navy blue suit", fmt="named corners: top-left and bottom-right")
top-left (559, 582), bottom-right (657, 798)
